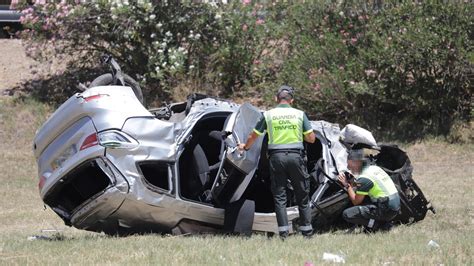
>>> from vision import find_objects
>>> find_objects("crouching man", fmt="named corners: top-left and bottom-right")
top-left (338, 149), bottom-right (400, 232)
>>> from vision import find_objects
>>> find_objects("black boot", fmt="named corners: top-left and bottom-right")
top-left (363, 226), bottom-right (375, 234)
top-left (279, 231), bottom-right (289, 240)
top-left (302, 230), bottom-right (313, 238)
top-left (379, 222), bottom-right (394, 232)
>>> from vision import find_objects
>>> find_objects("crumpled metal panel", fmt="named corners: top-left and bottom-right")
top-left (311, 120), bottom-right (347, 175)
top-left (176, 98), bottom-right (239, 146)
top-left (69, 97), bottom-right (243, 233)
top-left (225, 103), bottom-right (264, 174)
top-left (83, 193), bottom-right (302, 234)
top-left (71, 186), bottom-right (128, 229)
top-left (35, 89), bottom-right (359, 235)
top-left (37, 117), bottom-right (105, 198)
top-left (121, 117), bottom-right (178, 161)
top-left (68, 157), bottom-right (129, 226)
top-left (251, 207), bottom-right (300, 233)
top-left (34, 86), bottom-right (151, 158)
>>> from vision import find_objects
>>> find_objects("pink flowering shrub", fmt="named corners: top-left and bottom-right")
top-left (15, 1), bottom-right (472, 140)
top-left (16, 1), bottom-right (223, 102)
top-left (16, 0), bottom-right (286, 103)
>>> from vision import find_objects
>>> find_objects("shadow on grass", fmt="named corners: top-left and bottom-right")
top-left (6, 66), bottom-right (170, 110)
top-left (7, 68), bottom-right (102, 107)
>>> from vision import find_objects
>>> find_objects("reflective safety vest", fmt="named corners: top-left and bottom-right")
top-left (357, 165), bottom-right (399, 200)
top-left (264, 107), bottom-right (304, 150)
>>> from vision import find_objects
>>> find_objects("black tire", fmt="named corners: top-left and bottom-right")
top-left (89, 73), bottom-right (144, 104)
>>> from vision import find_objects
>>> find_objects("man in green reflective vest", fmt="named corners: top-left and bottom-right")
top-left (338, 149), bottom-right (401, 232)
top-left (238, 85), bottom-right (316, 238)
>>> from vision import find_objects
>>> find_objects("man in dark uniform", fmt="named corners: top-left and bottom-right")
top-left (338, 149), bottom-right (401, 232)
top-left (238, 85), bottom-right (316, 238)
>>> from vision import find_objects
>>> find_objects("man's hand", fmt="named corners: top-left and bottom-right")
top-left (304, 131), bottom-right (316, 143)
top-left (237, 131), bottom-right (259, 154)
top-left (338, 173), bottom-right (348, 187)
top-left (339, 172), bottom-right (363, 205)
top-left (237, 143), bottom-right (247, 154)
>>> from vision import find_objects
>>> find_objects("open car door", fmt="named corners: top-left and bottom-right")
top-left (210, 103), bottom-right (264, 206)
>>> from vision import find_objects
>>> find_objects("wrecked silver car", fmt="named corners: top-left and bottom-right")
top-left (33, 59), bottom-right (434, 235)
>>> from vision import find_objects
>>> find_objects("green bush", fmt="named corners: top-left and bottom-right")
top-left (274, 2), bottom-right (371, 121)
top-left (207, 2), bottom-right (286, 98)
top-left (274, 2), bottom-right (472, 140)
top-left (364, 3), bottom-right (472, 139)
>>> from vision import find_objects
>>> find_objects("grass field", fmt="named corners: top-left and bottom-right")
top-left (0, 97), bottom-right (472, 265)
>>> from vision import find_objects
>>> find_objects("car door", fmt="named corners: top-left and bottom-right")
top-left (210, 103), bottom-right (264, 206)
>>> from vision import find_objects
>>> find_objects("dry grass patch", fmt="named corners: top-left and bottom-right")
top-left (0, 98), bottom-right (472, 265)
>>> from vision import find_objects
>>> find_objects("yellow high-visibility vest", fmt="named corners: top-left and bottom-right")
top-left (357, 165), bottom-right (399, 199)
top-left (264, 107), bottom-right (305, 150)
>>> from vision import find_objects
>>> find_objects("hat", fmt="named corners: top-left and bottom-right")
top-left (347, 149), bottom-right (365, 160)
top-left (276, 85), bottom-right (295, 99)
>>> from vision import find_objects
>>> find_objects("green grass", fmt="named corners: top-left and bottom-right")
top-left (0, 97), bottom-right (472, 265)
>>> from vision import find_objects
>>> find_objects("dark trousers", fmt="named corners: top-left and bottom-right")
top-left (269, 152), bottom-right (312, 233)
top-left (342, 204), bottom-right (399, 229)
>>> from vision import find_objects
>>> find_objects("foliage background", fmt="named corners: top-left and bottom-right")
top-left (12, 0), bottom-right (473, 142)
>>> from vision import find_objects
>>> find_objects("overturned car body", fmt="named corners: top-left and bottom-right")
top-left (33, 85), bottom-right (434, 235)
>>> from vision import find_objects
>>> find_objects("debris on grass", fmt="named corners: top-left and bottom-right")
top-left (322, 252), bottom-right (346, 263)
top-left (27, 235), bottom-right (53, 241)
top-left (41, 229), bottom-right (62, 233)
top-left (27, 230), bottom-right (66, 241)
top-left (428, 240), bottom-right (440, 249)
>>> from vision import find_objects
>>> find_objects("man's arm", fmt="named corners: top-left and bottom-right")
top-left (347, 185), bottom-right (365, 205)
top-left (238, 114), bottom-right (265, 152)
top-left (238, 131), bottom-right (259, 151)
top-left (338, 173), bottom-right (365, 205)
top-left (302, 113), bottom-right (315, 143)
